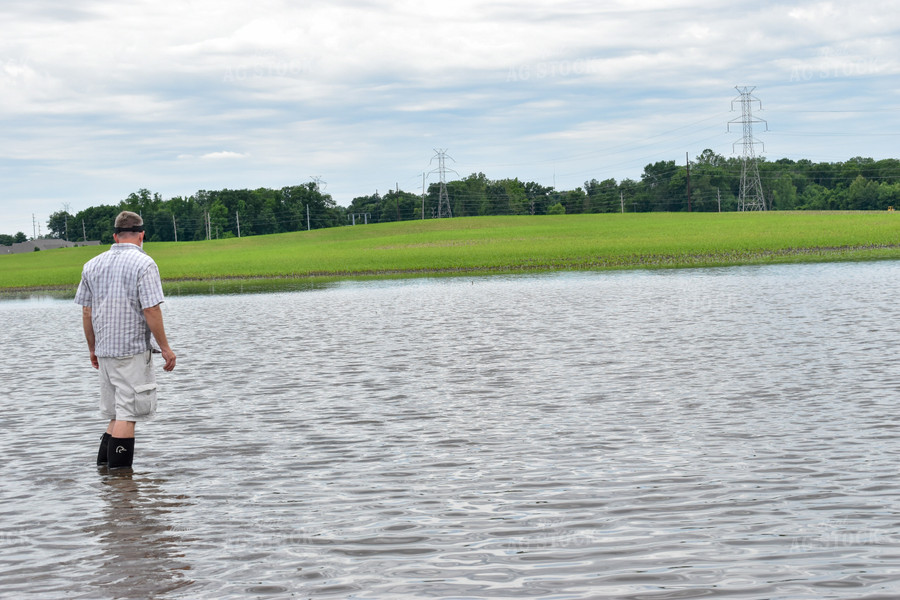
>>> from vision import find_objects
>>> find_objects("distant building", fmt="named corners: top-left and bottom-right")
top-left (2, 239), bottom-right (101, 254)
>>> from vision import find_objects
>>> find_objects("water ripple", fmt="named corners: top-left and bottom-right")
top-left (2, 263), bottom-right (900, 598)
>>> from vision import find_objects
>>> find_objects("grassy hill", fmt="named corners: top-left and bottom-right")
top-left (2, 212), bottom-right (899, 295)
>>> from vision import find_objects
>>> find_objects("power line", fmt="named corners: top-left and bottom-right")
top-left (430, 149), bottom-right (456, 218)
top-left (729, 86), bottom-right (768, 211)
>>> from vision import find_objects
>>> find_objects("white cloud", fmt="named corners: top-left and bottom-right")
top-left (199, 151), bottom-right (248, 160)
top-left (1, 0), bottom-right (900, 235)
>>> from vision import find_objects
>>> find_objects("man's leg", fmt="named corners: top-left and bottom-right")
top-left (102, 352), bottom-right (155, 470)
top-left (96, 421), bottom-right (113, 465)
top-left (97, 359), bottom-right (116, 465)
top-left (108, 420), bottom-right (136, 469)
top-left (110, 420), bottom-right (135, 438)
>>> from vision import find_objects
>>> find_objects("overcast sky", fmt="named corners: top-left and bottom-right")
top-left (1, 0), bottom-right (898, 236)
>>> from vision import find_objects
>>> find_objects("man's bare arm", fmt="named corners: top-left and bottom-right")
top-left (82, 306), bottom-right (99, 369)
top-left (143, 304), bottom-right (176, 371)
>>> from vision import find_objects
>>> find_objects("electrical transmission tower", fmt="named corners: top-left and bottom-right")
top-left (728, 86), bottom-right (768, 211)
top-left (430, 149), bottom-right (456, 218)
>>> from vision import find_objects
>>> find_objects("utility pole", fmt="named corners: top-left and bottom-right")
top-left (728, 86), bottom-right (768, 211)
top-left (310, 174), bottom-right (326, 230)
top-left (173, 215), bottom-right (178, 242)
top-left (429, 149), bottom-right (456, 218)
top-left (82, 219), bottom-right (87, 242)
top-left (620, 191), bottom-right (624, 214)
top-left (32, 214), bottom-right (36, 240)
top-left (421, 172), bottom-right (426, 220)
top-left (236, 211), bottom-right (240, 238)
top-left (685, 152), bottom-right (692, 212)
top-left (62, 202), bottom-right (71, 240)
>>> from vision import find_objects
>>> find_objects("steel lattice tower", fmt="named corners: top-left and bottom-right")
top-left (430, 149), bottom-right (456, 218)
top-left (728, 86), bottom-right (768, 211)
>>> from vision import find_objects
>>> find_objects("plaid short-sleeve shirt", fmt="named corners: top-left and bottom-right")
top-left (74, 243), bottom-right (166, 358)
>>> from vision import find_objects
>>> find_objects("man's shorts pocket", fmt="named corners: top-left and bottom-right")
top-left (133, 381), bottom-right (158, 417)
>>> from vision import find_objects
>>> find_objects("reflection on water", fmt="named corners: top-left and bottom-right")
top-left (0, 275), bottom-right (337, 302)
top-left (1, 262), bottom-right (900, 599)
top-left (88, 471), bottom-right (193, 598)
top-left (162, 276), bottom-right (338, 297)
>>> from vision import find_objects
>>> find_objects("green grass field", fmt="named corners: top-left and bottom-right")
top-left (2, 212), bottom-right (899, 294)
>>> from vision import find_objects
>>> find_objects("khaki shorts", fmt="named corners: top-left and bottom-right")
top-left (98, 351), bottom-right (158, 421)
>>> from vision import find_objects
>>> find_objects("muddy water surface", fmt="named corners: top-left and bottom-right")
top-left (2, 262), bottom-right (900, 599)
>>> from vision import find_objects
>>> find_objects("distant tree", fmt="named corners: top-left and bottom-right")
top-left (121, 188), bottom-right (162, 215)
top-left (771, 173), bottom-right (798, 210)
top-left (874, 159), bottom-right (900, 184)
top-left (689, 151), bottom-right (732, 212)
top-left (47, 210), bottom-right (74, 239)
top-left (847, 175), bottom-right (880, 210)
top-left (74, 204), bottom-right (119, 243)
top-left (281, 182), bottom-right (342, 230)
top-left (207, 201), bottom-right (230, 238)
top-left (618, 178), bottom-right (640, 212)
top-left (500, 178), bottom-right (528, 215)
top-left (547, 202), bottom-right (566, 215)
top-left (347, 192), bottom-right (382, 222)
top-left (584, 178), bottom-right (620, 213)
top-left (0, 234), bottom-right (13, 246)
top-left (29, 154), bottom-right (900, 247)
top-left (559, 188), bottom-right (586, 214)
top-left (695, 148), bottom-right (726, 167)
top-left (482, 180), bottom-right (510, 215)
top-left (641, 160), bottom-right (679, 211)
top-left (798, 183), bottom-right (832, 210)
top-left (379, 190), bottom-right (421, 222)
top-left (877, 182), bottom-right (900, 208)
top-left (524, 181), bottom-right (553, 215)
top-left (14, 232), bottom-right (26, 243)
top-left (256, 207), bottom-right (278, 235)
top-left (457, 173), bottom-right (489, 217)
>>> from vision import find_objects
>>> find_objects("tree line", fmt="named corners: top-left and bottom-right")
top-left (342, 152), bottom-right (900, 219)
top-left (32, 183), bottom-right (343, 244)
top-left (4, 151), bottom-right (899, 245)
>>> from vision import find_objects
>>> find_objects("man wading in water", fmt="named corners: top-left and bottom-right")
top-left (75, 211), bottom-right (176, 470)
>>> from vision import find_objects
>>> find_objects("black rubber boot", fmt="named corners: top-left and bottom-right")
top-left (108, 437), bottom-right (135, 469)
top-left (97, 432), bottom-right (111, 465)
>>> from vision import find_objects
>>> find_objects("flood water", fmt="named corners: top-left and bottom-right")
top-left (2, 261), bottom-right (900, 599)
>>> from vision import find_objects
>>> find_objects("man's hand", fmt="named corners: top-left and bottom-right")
top-left (143, 304), bottom-right (176, 372)
top-left (160, 347), bottom-right (176, 371)
top-left (82, 306), bottom-right (98, 369)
